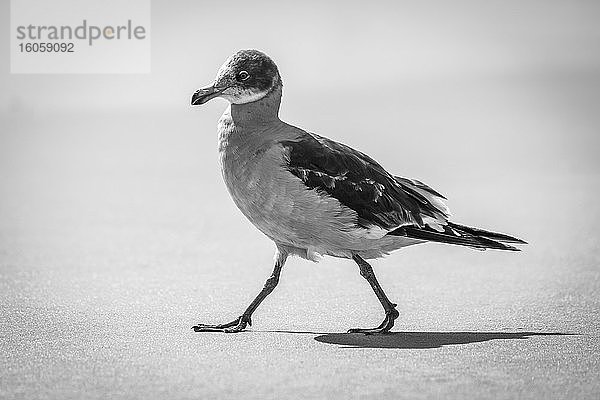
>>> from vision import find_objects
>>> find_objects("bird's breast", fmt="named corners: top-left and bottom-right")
top-left (218, 126), bottom-right (296, 239)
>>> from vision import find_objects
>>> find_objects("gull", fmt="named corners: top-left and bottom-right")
top-left (190, 49), bottom-right (526, 334)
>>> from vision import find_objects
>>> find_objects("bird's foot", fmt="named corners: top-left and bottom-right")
top-left (192, 315), bottom-right (251, 333)
top-left (347, 305), bottom-right (399, 335)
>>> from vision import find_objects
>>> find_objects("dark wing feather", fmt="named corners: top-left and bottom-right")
top-left (281, 132), bottom-right (446, 230)
top-left (394, 176), bottom-right (447, 199)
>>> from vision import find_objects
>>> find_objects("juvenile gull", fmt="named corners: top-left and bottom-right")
top-left (190, 49), bottom-right (526, 334)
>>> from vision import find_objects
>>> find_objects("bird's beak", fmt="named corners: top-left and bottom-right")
top-left (191, 84), bottom-right (223, 105)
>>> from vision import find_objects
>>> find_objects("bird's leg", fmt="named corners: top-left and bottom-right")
top-left (348, 254), bottom-right (399, 334)
top-left (193, 249), bottom-right (288, 333)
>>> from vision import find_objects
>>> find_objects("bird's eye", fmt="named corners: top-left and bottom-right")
top-left (237, 71), bottom-right (250, 81)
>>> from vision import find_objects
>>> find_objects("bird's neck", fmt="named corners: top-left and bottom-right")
top-left (230, 83), bottom-right (282, 124)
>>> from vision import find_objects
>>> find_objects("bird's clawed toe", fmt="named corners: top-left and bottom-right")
top-left (192, 315), bottom-right (252, 333)
top-left (347, 307), bottom-right (399, 335)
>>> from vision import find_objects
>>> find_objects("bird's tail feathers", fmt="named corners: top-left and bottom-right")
top-left (388, 222), bottom-right (526, 251)
top-left (447, 222), bottom-right (527, 245)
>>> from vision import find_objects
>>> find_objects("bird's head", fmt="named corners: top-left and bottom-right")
top-left (191, 49), bottom-right (281, 106)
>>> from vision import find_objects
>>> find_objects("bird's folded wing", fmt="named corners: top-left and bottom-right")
top-left (280, 132), bottom-right (450, 232)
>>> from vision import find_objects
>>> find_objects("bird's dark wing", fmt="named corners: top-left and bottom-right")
top-left (280, 132), bottom-right (448, 230)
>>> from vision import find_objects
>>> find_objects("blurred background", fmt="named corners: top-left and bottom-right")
top-left (1, 0), bottom-right (599, 398)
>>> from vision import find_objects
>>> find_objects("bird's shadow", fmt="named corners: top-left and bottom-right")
top-left (309, 331), bottom-right (572, 349)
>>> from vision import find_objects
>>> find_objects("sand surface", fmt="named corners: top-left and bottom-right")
top-left (1, 106), bottom-right (599, 399)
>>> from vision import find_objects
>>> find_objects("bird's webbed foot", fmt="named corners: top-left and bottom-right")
top-left (347, 305), bottom-right (399, 335)
top-left (192, 315), bottom-right (251, 333)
